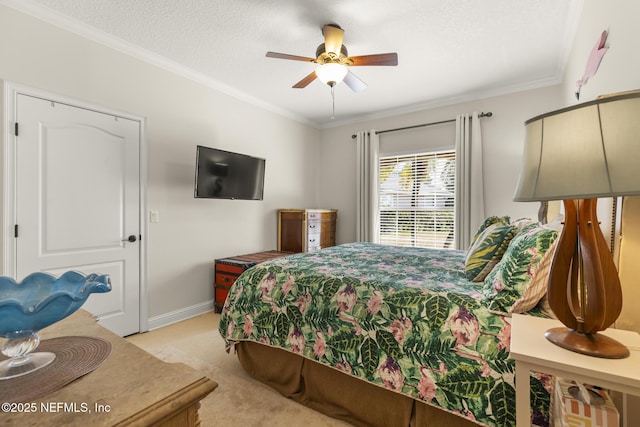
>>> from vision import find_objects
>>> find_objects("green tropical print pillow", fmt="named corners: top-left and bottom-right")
top-left (482, 225), bottom-right (559, 314)
top-left (470, 215), bottom-right (511, 247)
top-left (465, 223), bottom-right (516, 282)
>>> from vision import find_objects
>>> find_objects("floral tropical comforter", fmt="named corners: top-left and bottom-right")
top-left (219, 242), bottom-right (550, 427)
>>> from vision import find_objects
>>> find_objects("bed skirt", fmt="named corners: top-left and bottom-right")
top-left (236, 342), bottom-right (478, 427)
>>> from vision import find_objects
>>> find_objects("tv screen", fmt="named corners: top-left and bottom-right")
top-left (194, 145), bottom-right (265, 200)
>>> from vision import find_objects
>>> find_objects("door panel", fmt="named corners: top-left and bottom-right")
top-left (16, 94), bottom-right (140, 336)
top-left (42, 124), bottom-right (125, 252)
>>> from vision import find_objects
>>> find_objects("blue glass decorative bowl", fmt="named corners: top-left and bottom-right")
top-left (0, 271), bottom-right (111, 379)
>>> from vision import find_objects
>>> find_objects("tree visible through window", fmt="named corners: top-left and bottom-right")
top-left (378, 150), bottom-right (456, 249)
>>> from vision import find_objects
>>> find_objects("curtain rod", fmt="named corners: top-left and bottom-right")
top-left (350, 111), bottom-right (493, 139)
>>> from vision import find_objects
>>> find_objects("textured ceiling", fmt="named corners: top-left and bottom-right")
top-left (13, 0), bottom-right (582, 127)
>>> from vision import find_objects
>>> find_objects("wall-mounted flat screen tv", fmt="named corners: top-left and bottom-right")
top-left (194, 145), bottom-right (265, 200)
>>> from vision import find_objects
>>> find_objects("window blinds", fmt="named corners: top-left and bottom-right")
top-left (378, 150), bottom-right (456, 249)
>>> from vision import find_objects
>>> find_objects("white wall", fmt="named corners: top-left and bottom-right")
top-left (318, 86), bottom-right (562, 244)
top-left (0, 5), bottom-right (320, 321)
top-left (560, 0), bottom-right (640, 106)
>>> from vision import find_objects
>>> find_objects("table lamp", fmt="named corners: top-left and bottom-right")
top-left (513, 91), bottom-right (640, 358)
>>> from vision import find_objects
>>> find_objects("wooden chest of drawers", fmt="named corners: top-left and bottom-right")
top-left (277, 209), bottom-right (337, 253)
top-left (214, 250), bottom-right (291, 312)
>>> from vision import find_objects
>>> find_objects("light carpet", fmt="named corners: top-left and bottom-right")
top-left (126, 311), bottom-right (350, 426)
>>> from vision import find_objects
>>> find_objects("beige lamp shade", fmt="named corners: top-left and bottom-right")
top-left (514, 92), bottom-right (640, 202)
top-left (513, 90), bottom-right (640, 359)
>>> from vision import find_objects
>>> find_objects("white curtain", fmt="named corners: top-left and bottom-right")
top-left (356, 130), bottom-right (380, 242)
top-left (455, 113), bottom-right (485, 249)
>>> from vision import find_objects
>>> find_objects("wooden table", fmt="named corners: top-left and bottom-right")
top-left (1, 309), bottom-right (217, 426)
top-left (510, 313), bottom-right (640, 427)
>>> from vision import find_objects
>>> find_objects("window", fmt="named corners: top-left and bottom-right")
top-left (378, 150), bottom-right (456, 249)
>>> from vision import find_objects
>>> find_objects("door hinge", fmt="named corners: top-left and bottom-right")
top-left (14, 224), bottom-right (18, 238)
top-left (14, 122), bottom-right (18, 136)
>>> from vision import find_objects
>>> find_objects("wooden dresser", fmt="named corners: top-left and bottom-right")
top-left (2, 309), bottom-right (217, 427)
top-left (214, 250), bottom-right (292, 312)
top-left (277, 209), bottom-right (337, 253)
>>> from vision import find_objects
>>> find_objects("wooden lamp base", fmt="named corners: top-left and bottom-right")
top-left (545, 327), bottom-right (630, 359)
top-left (546, 199), bottom-right (629, 358)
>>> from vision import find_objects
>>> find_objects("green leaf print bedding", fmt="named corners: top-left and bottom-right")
top-left (219, 242), bottom-right (551, 427)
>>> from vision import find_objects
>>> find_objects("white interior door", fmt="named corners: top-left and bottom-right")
top-left (15, 94), bottom-right (141, 336)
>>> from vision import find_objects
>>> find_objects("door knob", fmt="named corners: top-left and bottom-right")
top-left (122, 235), bottom-right (137, 243)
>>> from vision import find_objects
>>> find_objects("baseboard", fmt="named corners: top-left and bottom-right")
top-left (146, 300), bottom-right (215, 331)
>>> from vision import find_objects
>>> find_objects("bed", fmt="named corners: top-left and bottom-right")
top-left (219, 219), bottom-right (559, 427)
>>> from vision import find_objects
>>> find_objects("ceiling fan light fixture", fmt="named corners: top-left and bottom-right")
top-left (315, 63), bottom-right (348, 86)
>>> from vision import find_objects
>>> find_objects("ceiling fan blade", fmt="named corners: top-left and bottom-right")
top-left (293, 71), bottom-right (318, 88)
top-left (349, 53), bottom-right (398, 66)
top-left (322, 24), bottom-right (344, 56)
top-left (343, 71), bottom-right (367, 93)
top-left (266, 51), bottom-right (316, 63)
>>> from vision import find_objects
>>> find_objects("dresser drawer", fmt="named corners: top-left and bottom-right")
top-left (215, 272), bottom-right (238, 287)
top-left (215, 286), bottom-right (231, 308)
top-left (307, 235), bottom-right (321, 248)
top-left (307, 211), bottom-right (336, 220)
top-left (320, 234), bottom-right (336, 247)
top-left (307, 234), bottom-right (335, 250)
top-left (307, 221), bottom-right (321, 233)
top-left (214, 263), bottom-right (242, 313)
top-left (216, 263), bottom-right (245, 275)
top-left (307, 211), bottom-right (322, 220)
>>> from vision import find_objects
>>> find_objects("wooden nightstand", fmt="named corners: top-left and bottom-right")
top-left (510, 313), bottom-right (640, 427)
top-left (214, 250), bottom-right (292, 312)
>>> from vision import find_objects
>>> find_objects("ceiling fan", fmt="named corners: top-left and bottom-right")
top-left (266, 24), bottom-right (398, 92)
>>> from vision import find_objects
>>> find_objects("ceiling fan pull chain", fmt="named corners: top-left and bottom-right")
top-left (331, 84), bottom-right (336, 120)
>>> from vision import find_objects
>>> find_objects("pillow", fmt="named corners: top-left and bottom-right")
top-left (482, 224), bottom-right (559, 314)
top-left (532, 214), bottom-right (564, 318)
top-left (510, 217), bottom-right (536, 233)
top-left (536, 292), bottom-right (557, 319)
top-left (464, 223), bottom-right (517, 282)
top-left (470, 215), bottom-right (511, 247)
top-left (544, 213), bottom-right (564, 232)
top-left (509, 237), bottom-right (558, 313)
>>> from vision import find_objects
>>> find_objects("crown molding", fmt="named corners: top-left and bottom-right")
top-left (1, 0), bottom-right (579, 131)
top-left (0, 0), bottom-right (318, 128)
